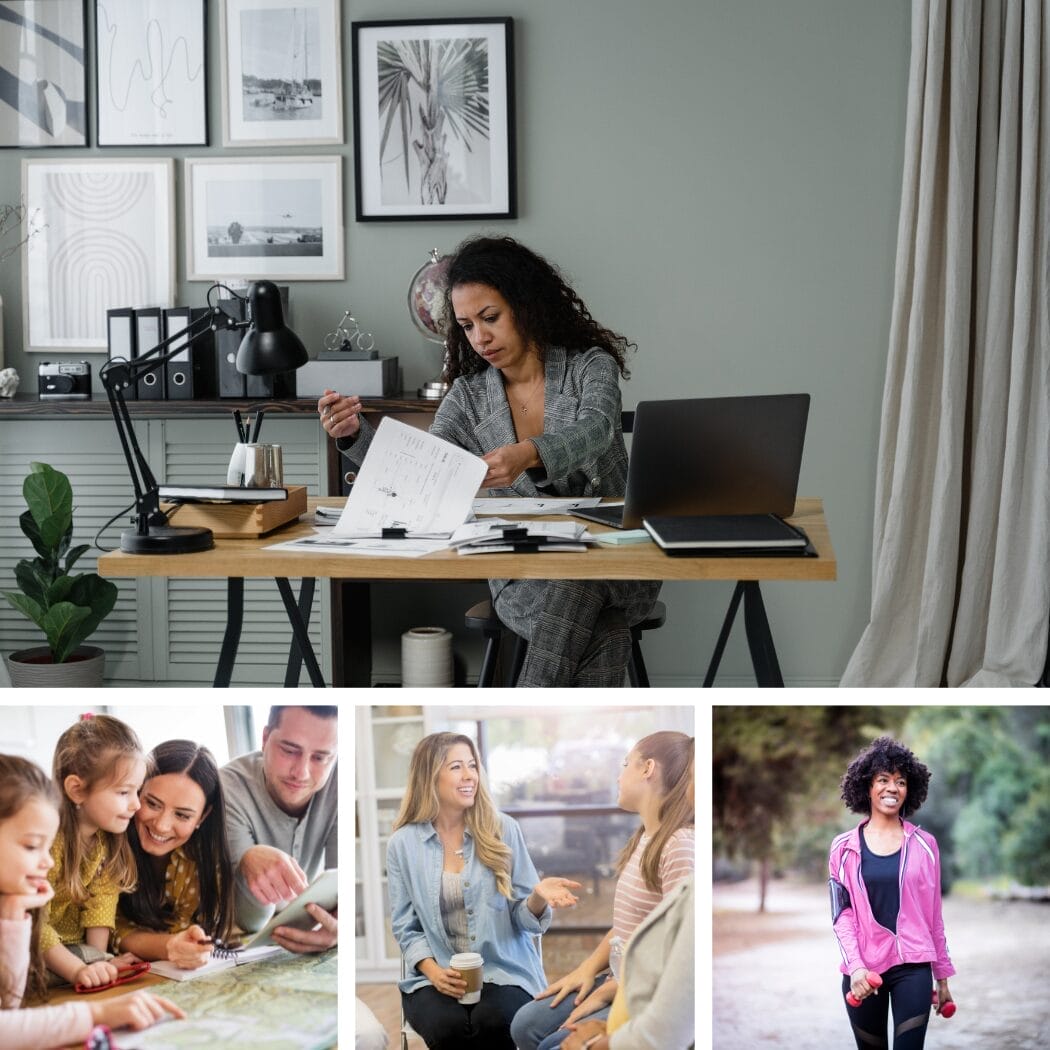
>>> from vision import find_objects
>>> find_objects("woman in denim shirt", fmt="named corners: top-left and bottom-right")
top-left (388, 733), bottom-right (582, 1050)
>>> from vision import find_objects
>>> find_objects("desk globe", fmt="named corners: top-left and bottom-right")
top-left (408, 248), bottom-right (451, 399)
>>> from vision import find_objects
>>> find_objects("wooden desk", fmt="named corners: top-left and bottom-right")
top-left (98, 498), bottom-right (836, 686)
top-left (46, 949), bottom-right (337, 1049)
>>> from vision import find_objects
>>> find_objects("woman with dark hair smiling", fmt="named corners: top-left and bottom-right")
top-left (114, 741), bottom-right (234, 969)
top-left (829, 737), bottom-right (955, 1050)
top-left (317, 235), bottom-right (660, 688)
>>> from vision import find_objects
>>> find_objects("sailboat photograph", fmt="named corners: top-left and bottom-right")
top-left (239, 5), bottom-right (322, 123)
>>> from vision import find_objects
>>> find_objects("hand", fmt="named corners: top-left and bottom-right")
top-left (934, 979), bottom-right (952, 1015)
top-left (91, 990), bottom-right (186, 1030)
top-left (562, 978), bottom-right (617, 1028)
top-left (318, 389), bottom-right (363, 440)
top-left (73, 959), bottom-right (120, 989)
top-left (272, 902), bottom-right (338, 954)
top-left (428, 965), bottom-right (468, 999)
top-left (849, 968), bottom-right (878, 1002)
top-left (533, 877), bottom-right (582, 909)
top-left (481, 441), bottom-right (540, 488)
top-left (240, 845), bottom-right (309, 906)
top-left (0, 880), bottom-right (54, 920)
top-left (166, 925), bottom-right (213, 969)
top-left (535, 962), bottom-right (601, 1009)
top-left (563, 1019), bottom-right (609, 1050)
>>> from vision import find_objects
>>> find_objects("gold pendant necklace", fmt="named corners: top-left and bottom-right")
top-left (518, 380), bottom-right (543, 415)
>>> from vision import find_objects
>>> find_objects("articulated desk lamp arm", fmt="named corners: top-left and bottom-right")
top-left (99, 281), bottom-right (308, 555)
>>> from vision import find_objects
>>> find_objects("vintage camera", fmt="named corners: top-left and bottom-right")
top-left (38, 361), bottom-right (92, 400)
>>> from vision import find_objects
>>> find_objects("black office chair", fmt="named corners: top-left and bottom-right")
top-left (465, 410), bottom-right (665, 687)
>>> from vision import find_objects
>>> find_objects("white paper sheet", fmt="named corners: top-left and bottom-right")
top-left (264, 536), bottom-right (448, 558)
top-left (334, 418), bottom-right (487, 536)
top-left (472, 496), bottom-right (604, 516)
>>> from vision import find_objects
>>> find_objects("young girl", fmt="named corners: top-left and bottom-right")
top-left (115, 740), bottom-right (235, 968)
top-left (388, 732), bottom-right (582, 1050)
top-left (0, 753), bottom-right (184, 1050)
top-left (830, 737), bottom-right (955, 1050)
top-left (42, 714), bottom-right (146, 989)
top-left (511, 731), bottom-right (695, 1050)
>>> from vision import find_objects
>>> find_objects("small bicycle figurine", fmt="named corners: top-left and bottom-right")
top-left (324, 308), bottom-right (376, 354)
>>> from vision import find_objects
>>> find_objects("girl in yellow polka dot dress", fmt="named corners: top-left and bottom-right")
top-left (114, 740), bottom-right (235, 969)
top-left (42, 715), bottom-right (146, 989)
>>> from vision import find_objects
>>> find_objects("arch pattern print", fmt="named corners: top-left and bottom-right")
top-left (22, 158), bottom-right (175, 352)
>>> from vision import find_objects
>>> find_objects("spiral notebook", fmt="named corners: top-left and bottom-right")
top-left (148, 943), bottom-right (283, 982)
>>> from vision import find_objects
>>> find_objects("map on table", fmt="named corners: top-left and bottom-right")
top-left (134, 948), bottom-right (337, 1049)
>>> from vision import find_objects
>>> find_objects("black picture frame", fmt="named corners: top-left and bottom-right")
top-left (0, 0), bottom-right (89, 148)
top-left (352, 17), bottom-right (516, 222)
top-left (93, 0), bottom-right (209, 147)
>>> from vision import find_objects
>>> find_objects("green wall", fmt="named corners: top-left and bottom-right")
top-left (0, 0), bottom-right (911, 684)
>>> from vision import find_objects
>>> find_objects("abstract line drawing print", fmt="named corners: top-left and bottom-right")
top-left (24, 160), bottom-right (174, 351)
top-left (96, 0), bottom-right (206, 145)
top-left (0, 0), bottom-right (87, 147)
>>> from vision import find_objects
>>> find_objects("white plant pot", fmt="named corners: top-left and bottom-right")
top-left (4, 645), bottom-right (105, 688)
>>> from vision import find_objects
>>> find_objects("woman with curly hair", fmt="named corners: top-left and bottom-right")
top-left (829, 737), bottom-right (956, 1049)
top-left (318, 235), bottom-right (660, 687)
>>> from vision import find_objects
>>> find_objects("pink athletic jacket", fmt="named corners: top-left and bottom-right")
top-left (828, 819), bottom-right (956, 980)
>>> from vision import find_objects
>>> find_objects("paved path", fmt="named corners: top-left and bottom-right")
top-left (713, 878), bottom-right (1050, 1049)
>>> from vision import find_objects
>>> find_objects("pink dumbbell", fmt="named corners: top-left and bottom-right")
top-left (932, 991), bottom-right (956, 1018)
top-left (846, 971), bottom-right (883, 1007)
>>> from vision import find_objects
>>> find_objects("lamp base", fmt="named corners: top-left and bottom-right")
top-left (120, 525), bottom-right (214, 554)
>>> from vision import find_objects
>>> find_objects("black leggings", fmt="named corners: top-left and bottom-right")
top-left (842, 963), bottom-right (932, 1050)
top-left (402, 982), bottom-right (531, 1050)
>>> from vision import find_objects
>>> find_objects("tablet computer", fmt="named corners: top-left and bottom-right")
top-left (241, 868), bottom-right (338, 949)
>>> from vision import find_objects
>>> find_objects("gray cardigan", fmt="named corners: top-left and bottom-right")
top-left (340, 346), bottom-right (628, 498)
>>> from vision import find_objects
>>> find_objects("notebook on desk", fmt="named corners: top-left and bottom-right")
top-left (573, 393), bottom-right (811, 529)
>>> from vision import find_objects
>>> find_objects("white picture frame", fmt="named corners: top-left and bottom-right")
top-left (94, 0), bottom-right (208, 147)
top-left (22, 158), bottom-right (175, 351)
top-left (220, 0), bottom-right (343, 147)
top-left (185, 155), bottom-right (344, 281)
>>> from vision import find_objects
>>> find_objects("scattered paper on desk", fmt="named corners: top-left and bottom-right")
top-left (333, 418), bottom-right (486, 536)
top-left (472, 496), bottom-right (603, 516)
top-left (449, 519), bottom-right (588, 546)
top-left (265, 535), bottom-right (448, 558)
top-left (591, 529), bottom-right (651, 545)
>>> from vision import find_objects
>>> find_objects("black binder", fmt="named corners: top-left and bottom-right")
top-left (106, 308), bottom-right (137, 400)
top-left (642, 514), bottom-right (816, 557)
top-left (164, 307), bottom-right (217, 399)
top-left (134, 308), bottom-right (164, 400)
top-left (215, 298), bottom-right (247, 397)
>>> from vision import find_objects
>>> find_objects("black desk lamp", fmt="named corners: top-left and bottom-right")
top-left (100, 280), bottom-right (308, 555)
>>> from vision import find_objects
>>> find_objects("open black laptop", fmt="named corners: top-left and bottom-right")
top-left (573, 393), bottom-right (811, 529)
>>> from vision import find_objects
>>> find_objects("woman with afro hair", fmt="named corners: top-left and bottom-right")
top-left (828, 737), bottom-right (955, 1049)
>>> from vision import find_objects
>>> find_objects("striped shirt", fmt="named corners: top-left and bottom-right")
top-left (612, 827), bottom-right (695, 941)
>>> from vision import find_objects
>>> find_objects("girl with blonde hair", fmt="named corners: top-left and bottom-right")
top-left (42, 714), bottom-right (146, 989)
top-left (511, 731), bottom-right (695, 1050)
top-left (0, 754), bottom-right (184, 1049)
top-left (388, 732), bottom-right (582, 1050)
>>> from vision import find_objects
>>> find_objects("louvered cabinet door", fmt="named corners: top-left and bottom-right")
top-left (0, 420), bottom-right (151, 682)
top-left (157, 417), bottom-right (330, 684)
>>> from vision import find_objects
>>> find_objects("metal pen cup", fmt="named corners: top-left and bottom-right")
top-left (242, 443), bottom-right (284, 488)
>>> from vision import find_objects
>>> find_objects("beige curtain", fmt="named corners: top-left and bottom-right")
top-left (842, 0), bottom-right (1049, 686)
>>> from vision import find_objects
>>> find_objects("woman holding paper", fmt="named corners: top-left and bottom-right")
top-left (114, 740), bottom-right (235, 969)
top-left (318, 235), bottom-right (660, 687)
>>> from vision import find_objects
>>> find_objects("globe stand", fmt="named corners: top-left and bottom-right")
top-left (418, 341), bottom-right (451, 399)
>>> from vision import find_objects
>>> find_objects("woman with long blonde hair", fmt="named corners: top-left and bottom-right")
top-left (388, 732), bottom-right (581, 1050)
top-left (511, 731), bottom-right (695, 1050)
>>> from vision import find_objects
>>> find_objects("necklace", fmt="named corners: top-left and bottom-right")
top-left (436, 828), bottom-right (465, 856)
top-left (515, 378), bottom-right (544, 415)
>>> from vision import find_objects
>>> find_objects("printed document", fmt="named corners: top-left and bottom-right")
top-left (333, 418), bottom-right (486, 536)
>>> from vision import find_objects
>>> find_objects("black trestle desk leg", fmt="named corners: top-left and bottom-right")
top-left (284, 577), bottom-right (316, 688)
top-left (742, 581), bottom-right (784, 686)
top-left (215, 578), bottom-right (245, 687)
top-left (275, 577), bottom-right (326, 687)
top-left (704, 581), bottom-right (746, 687)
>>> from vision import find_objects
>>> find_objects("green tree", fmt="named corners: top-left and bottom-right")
top-left (227, 221), bottom-right (243, 244)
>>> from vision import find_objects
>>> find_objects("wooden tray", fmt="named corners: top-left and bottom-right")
top-left (162, 485), bottom-right (307, 538)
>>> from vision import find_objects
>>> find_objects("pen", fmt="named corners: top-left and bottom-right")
top-left (251, 409), bottom-right (265, 443)
top-left (233, 410), bottom-right (246, 443)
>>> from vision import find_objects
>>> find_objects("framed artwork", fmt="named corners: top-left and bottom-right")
top-left (22, 158), bottom-right (175, 351)
top-left (184, 156), bottom-right (344, 281)
top-left (352, 17), bottom-right (516, 221)
top-left (0, 0), bottom-right (88, 148)
top-left (220, 0), bottom-right (342, 147)
top-left (94, 0), bottom-right (208, 146)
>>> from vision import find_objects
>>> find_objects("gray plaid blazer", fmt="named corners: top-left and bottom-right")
top-left (340, 346), bottom-right (628, 498)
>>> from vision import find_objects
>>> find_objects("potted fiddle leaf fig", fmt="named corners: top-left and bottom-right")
top-left (3, 462), bottom-right (118, 687)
